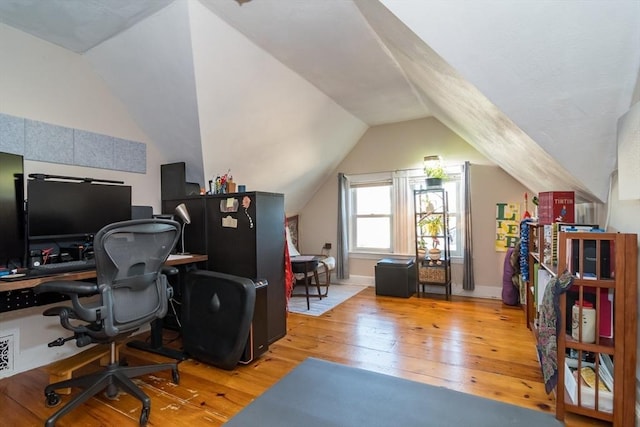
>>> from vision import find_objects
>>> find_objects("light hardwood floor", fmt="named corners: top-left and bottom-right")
top-left (0, 287), bottom-right (609, 426)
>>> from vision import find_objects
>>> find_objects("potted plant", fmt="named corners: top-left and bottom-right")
top-left (425, 215), bottom-right (444, 260)
top-left (425, 164), bottom-right (447, 188)
top-left (417, 237), bottom-right (427, 260)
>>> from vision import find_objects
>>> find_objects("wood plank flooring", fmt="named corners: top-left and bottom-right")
top-left (0, 287), bottom-right (609, 426)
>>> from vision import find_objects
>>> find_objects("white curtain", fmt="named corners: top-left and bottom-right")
top-left (392, 170), bottom-right (414, 255)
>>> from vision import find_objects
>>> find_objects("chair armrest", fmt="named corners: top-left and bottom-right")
top-left (34, 280), bottom-right (99, 296)
top-left (161, 265), bottom-right (179, 276)
top-left (318, 257), bottom-right (335, 270)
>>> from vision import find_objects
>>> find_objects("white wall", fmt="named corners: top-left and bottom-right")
top-left (299, 117), bottom-right (532, 298)
top-left (611, 70), bottom-right (640, 400)
top-left (0, 23), bottom-right (166, 209)
top-left (189, 0), bottom-right (367, 213)
top-left (0, 23), bottom-right (163, 377)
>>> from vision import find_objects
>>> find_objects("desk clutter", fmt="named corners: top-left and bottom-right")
top-left (0, 158), bottom-right (133, 282)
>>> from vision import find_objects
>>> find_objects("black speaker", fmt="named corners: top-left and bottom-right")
top-left (131, 205), bottom-right (153, 220)
top-left (181, 270), bottom-right (256, 370)
top-left (239, 278), bottom-right (269, 364)
top-left (185, 182), bottom-right (201, 196)
top-left (161, 162), bottom-right (186, 201)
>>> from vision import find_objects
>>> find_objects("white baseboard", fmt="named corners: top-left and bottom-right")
top-left (335, 275), bottom-right (502, 300)
top-left (636, 379), bottom-right (640, 426)
top-left (333, 275), bottom-right (374, 287)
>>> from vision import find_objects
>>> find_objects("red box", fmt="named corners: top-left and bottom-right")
top-left (538, 191), bottom-right (575, 224)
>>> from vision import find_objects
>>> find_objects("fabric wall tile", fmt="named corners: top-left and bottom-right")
top-left (0, 113), bottom-right (25, 155)
top-left (114, 139), bottom-right (146, 173)
top-left (0, 113), bottom-right (146, 173)
top-left (25, 120), bottom-right (74, 164)
top-left (74, 130), bottom-right (116, 170)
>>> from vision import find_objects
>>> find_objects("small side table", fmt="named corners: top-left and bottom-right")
top-left (290, 256), bottom-right (322, 310)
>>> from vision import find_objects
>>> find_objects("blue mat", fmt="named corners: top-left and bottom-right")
top-left (225, 357), bottom-right (562, 427)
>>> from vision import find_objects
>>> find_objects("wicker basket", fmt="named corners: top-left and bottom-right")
top-left (419, 266), bottom-right (446, 283)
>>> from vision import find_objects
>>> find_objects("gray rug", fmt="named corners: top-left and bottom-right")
top-left (225, 358), bottom-right (562, 427)
top-left (288, 284), bottom-right (368, 316)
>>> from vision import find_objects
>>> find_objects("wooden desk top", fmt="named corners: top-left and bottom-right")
top-left (0, 254), bottom-right (208, 293)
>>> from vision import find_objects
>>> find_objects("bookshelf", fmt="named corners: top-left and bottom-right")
top-left (554, 231), bottom-right (637, 425)
top-left (524, 222), bottom-right (560, 331)
top-left (523, 221), bottom-right (543, 330)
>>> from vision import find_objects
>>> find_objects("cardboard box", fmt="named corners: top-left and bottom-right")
top-left (538, 191), bottom-right (575, 224)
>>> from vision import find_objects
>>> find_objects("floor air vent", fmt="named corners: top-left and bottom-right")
top-left (0, 331), bottom-right (16, 377)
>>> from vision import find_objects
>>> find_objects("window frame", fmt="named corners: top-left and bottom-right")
top-left (347, 167), bottom-right (463, 259)
top-left (349, 180), bottom-right (393, 253)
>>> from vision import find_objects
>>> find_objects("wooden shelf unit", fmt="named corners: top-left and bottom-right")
top-left (413, 188), bottom-right (451, 299)
top-left (524, 222), bottom-right (543, 330)
top-left (523, 222), bottom-right (637, 425)
top-left (553, 232), bottom-right (637, 425)
top-left (525, 223), bottom-right (559, 328)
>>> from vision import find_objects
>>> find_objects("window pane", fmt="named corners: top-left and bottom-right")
top-left (448, 216), bottom-right (457, 253)
top-left (355, 186), bottom-right (390, 214)
top-left (356, 217), bottom-right (390, 248)
top-left (347, 168), bottom-right (462, 257)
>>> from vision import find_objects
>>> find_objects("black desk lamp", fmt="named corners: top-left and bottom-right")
top-left (174, 203), bottom-right (191, 254)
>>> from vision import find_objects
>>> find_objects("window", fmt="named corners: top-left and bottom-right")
top-left (347, 167), bottom-right (463, 258)
top-left (350, 182), bottom-right (392, 252)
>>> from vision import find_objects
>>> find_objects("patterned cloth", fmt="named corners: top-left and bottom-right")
top-left (536, 270), bottom-right (574, 394)
top-left (519, 218), bottom-right (532, 282)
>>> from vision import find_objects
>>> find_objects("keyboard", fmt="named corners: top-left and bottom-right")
top-left (30, 259), bottom-right (96, 275)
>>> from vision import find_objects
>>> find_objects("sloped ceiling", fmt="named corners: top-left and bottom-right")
top-left (0, 0), bottom-right (638, 210)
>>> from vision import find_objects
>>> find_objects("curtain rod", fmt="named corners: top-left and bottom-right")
top-left (345, 163), bottom-right (465, 177)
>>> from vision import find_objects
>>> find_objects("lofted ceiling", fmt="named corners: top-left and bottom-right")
top-left (0, 0), bottom-right (638, 210)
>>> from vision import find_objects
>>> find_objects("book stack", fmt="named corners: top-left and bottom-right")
top-left (538, 191), bottom-right (575, 225)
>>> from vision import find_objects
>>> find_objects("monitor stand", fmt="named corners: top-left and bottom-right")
top-left (127, 267), bottom-right (187, 360)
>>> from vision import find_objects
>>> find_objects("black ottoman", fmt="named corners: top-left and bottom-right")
top-left (375, 258), bottom-right (416, 297)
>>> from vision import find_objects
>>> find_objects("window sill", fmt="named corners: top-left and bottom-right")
top-left (349, 252), bottom-right (463, 264)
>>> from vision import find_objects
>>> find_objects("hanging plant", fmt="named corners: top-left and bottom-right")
top-left (424, 164), bottom-right (447, 180)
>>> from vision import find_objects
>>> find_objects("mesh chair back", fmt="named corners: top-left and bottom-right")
top-left (93, 219), bottom-right (180, 337)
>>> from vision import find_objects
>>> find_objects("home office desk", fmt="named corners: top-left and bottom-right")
top-left (0, 254), bottom-right (208, 311)
top-left (0, 254), bottom-right (207, 388)
top-left (1, 254), bottom-right (208, 358)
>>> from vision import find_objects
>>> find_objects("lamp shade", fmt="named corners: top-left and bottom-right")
top-left (174, 203), bottom-right (191, 224)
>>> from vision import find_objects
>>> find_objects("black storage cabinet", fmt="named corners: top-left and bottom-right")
top-left (375, 258), bottom-right (416, 298)
top-left (162, 192), bottom-right (286, 344)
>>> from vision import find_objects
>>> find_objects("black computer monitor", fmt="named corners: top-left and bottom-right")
top-left (27, 179), bottom-right (132, 241)
top-left (0, 152), bottom-right (26, 268)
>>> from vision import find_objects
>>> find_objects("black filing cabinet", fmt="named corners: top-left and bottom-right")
top-left (375, 258), bottom-right (416, 298)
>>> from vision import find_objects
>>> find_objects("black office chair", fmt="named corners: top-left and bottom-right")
top-left (34, 219), bottom-right (181, 427)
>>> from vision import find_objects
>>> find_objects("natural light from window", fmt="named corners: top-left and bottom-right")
top-left (353, 185), bottom-right (391, 250)
top-left (348, 166), bottom-right (463, 257)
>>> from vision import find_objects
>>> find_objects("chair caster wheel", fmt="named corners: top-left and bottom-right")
top-left (139, 406), bottom-right (150, 426)
top-left (172, 368), bottom-right (180, 384)
top-left (105, 383), bottom-right (119, 399)
top-left (45, 391), bottom-right (61, 407)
